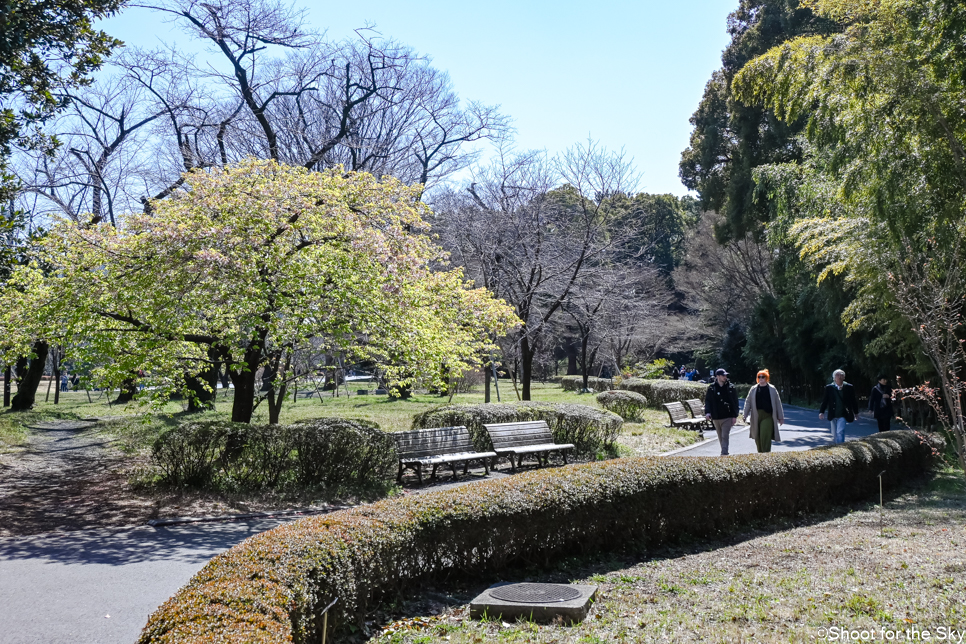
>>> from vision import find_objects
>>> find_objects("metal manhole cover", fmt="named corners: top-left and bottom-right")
top-left (489, 583), bottom-right (582, 604)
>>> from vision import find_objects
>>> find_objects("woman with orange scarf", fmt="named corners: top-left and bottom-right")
top-left (742, 369), bottom-right (785, 453)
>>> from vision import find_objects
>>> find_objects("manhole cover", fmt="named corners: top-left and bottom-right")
top-left (489, 583), bottom-right (582, 604)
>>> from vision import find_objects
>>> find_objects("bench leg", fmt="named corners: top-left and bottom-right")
top-left (483, 459), bottom-right (490, 475)
top-left (431, 464), bottom-right (439, 481)
top-left (397, 462), bottom-right (404, 484)
top-left (536, 454), bottom-right (544, 468)
top-left (463, 462), bottom-right (469, 475)
top-left (451, 463), bottom-right (458, 479)
top-left (416, 463), bottom-right (423, 485)
top-left (509, 455), bottom-right (517, 473)
top-left (563, 451), bottom-right (569, 465)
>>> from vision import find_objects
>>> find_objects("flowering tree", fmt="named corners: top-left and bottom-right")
top-left (28, 158), bottom-right (516, 422)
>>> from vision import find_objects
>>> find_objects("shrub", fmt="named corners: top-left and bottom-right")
top-left (622, 358), bottom-right (674, 380)
top-left (619, 378), bottom-right (708, 406)
top-left (152, 420), bottom-right (239, 487)
top-left (560, 375), bottom-right (612, 392)
top-left (138, 430), bottom-right (942, 643)
top-left (411, 401), bottom-right (622, 457)
top-left (596, 390), bottom-right (649, 421)
top-left (287, 419), bottom-right (396, 489)
top-left (151, 418), bottom-right (396, 491)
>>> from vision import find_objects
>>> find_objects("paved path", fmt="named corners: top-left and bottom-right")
top-left (0, 518), bottom-right (294, 644)
top-left (670, 402), bottom-right (887, 457)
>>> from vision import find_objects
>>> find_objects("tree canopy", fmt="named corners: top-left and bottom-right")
top-left (15, 158), bottom-right (517, 421)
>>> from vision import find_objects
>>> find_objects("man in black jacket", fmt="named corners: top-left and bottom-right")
top-left (819, 369), bottom-right (859, 444)
top-left (704, 368), bottom-right (739, 456)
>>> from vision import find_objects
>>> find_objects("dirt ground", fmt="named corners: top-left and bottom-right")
top-left (0, 419), bottom-right (341, 537)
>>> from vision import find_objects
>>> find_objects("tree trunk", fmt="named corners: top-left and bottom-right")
top-left (580, 333), bottom-right (590, 391)
top-left (11, 341), bottom-right (50, 411)
top-left (566, 341), bottom-right (578, 375)
top-left (228, 345), bottom-right (264, 423)
top-left (520, 336), bottom-right (534, 401)
top-left (3, 365), bottom-right (10, 407)
top-left (185, 364), bottom-right (218, 413)
top-left (485, 359), bottom-right (491, 403)
top-left (267, 381), bottom-right (287, 424)
top-left (52, 348), bottom-right (61, 405)
top-left (113, 378), bottom-right (138, 404)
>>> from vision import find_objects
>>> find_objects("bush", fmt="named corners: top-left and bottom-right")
top-left (287, 419), bottom-right (397, 488)
top-left (596, 390), bottom-right (649, 421)
top-left (560, 375), bottom-right (612, 392)
top-left (138, 430), bottom-right (942, 643)
top-left (151, 418), bottom-right (396, 491)
top-left (619, 378), bottom-right (708, 406)
top-left (411, 401), bottom-right (622, 457)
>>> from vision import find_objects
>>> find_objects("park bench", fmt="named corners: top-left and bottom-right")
top-left (483, 421), bottom-right (575, 472)
top-left (393, 426), bottom-right (496, 484)
top-left (684, 398), bottom-right (714, 432)
top-left (662, 401), bottom-right (706, 433)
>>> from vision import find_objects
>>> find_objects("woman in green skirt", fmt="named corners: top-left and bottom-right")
top-left (743, 369), bottom-right (785, 453)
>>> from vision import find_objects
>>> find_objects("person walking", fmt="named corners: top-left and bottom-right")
top-left (868, 374), bottom-right (894, 433)
top-left (743, 369), bottom-right (784, 453)
top-left (819, 369), bottom-right (859, 444)
top-left (704, 368), bottom-right (739, 456)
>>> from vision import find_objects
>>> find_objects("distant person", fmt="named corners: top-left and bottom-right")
top-left (819, 369), bottom-right (859, 444)
top-left (671, 366), bottom-right (681, 379)
top-left (743, 369), bottom-right (784, 453)
top-left (689, 369), bottom-right (700, 382)
top-left (868, 374), bottom-right (894, 433)
top-left (60, 372), bottom-right (69, 392)
top-left (704, 368), bottom-right (739, 456)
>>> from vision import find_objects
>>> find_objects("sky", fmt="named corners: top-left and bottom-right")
top-left (100, 0), bottom-right (737, 196)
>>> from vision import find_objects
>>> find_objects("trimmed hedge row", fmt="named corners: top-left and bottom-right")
top-left (596, 390), bottom-right (649, 421)
top-left (618, 378), bottom-right (709, 405)
top-left (411, 401), bottom-right (622, 457)
top-left (138, 431), bottom-right (941, 643)
top-left (152, 419), bottom-right (397, 490)
top-left (560, 375), bottom-right (613, 392)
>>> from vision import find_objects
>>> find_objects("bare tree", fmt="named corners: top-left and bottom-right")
top-left (435, 139), bottom-right (639, 399)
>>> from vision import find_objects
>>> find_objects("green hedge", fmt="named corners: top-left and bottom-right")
top-left (596, 390), bottom-right (649, 421)
top-left (411, 401), bottom-right (622, 457)
top-left (560, 375), bottom-right (612, 392)
top-left (137, 430), bottom-right (941, 643)
top-left (152, 419), bottom-right (396, 490)
top-left (618, 378), bottom-right (708, 405)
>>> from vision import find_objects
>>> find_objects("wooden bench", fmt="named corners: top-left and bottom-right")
top-left (684, 398), bottom-right (714, 432)
top-left (662, 401), bottom-right (706, 433)
top-left (393, 426), bottom-right (496, 484)
top-left (483, 421), bottom-right (575, 472)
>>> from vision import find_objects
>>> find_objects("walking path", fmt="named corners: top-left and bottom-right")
top-left (0, 409), bottom-right (890, 643)
top-left (667, 403), bottom-right (886, 457)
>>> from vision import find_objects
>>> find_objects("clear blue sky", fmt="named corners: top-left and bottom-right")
top-left (101, 0), bottom-right (736, 196)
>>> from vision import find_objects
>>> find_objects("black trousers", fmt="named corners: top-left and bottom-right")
top-left (876, 416), bottom-right (891, 432)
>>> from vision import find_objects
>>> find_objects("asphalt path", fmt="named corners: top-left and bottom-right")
top-left (670, 401), bottom-right (890, 456)
top-left (0, 518), bottom-right (292, 644)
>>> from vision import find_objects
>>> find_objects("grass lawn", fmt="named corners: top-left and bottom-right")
top-left (0, 381), bottom-right (701, 457)
top-left (367, 466), bottom-right (966, 643)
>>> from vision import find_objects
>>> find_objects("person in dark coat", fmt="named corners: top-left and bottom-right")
top-left (819, 369), bottom-right (860, 444)
top-left (704, 368), bottom-right (740, 456)
top-left (868, 374), bottom-right (894, 432)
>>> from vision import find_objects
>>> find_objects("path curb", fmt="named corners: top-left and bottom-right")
top-left (147, 506), bottom-right (351, 528)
